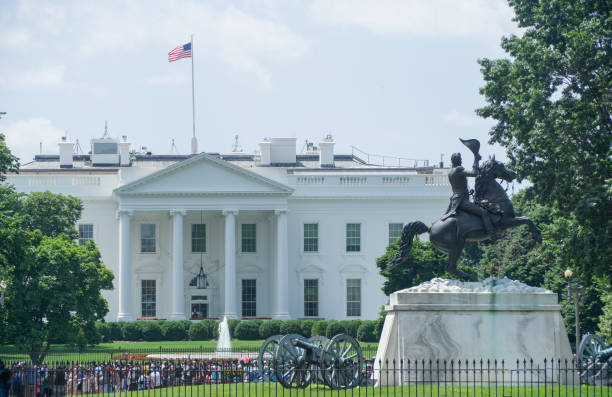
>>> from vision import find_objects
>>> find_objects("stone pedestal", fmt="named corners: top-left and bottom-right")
top-left (374, 278), bottom-right (573, 385)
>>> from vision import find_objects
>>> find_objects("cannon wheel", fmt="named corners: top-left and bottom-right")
top-left (578, 334), bottom-right (605, 363)
top-left (275, 334), bottom-right (311, 389)
top-left (308, 335), bottom-right (329, 384)
top-left (578, 334), bottom-right (607, 384)
top-left (258, 335), bottom-right (282, 379)
top-left (320, 333), bottom-right (363, 389)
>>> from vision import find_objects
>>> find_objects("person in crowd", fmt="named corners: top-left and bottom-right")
top-left (0, 362), bottom-right (12, 397)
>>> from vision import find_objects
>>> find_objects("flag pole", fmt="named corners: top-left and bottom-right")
top-left (190, 33), bottom-right (198, 154)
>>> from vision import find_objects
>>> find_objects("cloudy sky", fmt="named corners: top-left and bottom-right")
top-left (0, 0), bottom-right (520, 167)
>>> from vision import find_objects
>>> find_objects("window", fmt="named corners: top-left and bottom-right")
top-left (241, 279), bottom-right (257, 317)
top-left (304, 279), bottom-right (319, 317)
top-left (303, 223), bottom-right (319, 252)
top-left (389, 223), bottom-right (403, 244)
top-left (192, 224), bottom-right (206, 252)
top-left (78, 224), bottom-right (93, 246)
top-left (241, 224), bottom-right (256, 253)
top-left (141, 280), bottom-right (156, 318)
top-left (346, 223), bottom-right (361, 252)
top-left (346, 279), bottom-right (361, 316)
top-left (140, 224), bottom-right (156, 253)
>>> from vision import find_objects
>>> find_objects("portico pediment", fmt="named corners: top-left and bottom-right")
top-left (115, 153), bottom-right (293, 196)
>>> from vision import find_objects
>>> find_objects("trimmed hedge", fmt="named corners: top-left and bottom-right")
top-left (325, 320), bottom-right (347, 338)
top-left (189, 321), bottom-right (211, 340)
top-left (299, 320), bottom-right (314, 338)
top-left (93, 318), bottom-right (377, 343)
top-left (312, 320), bottom-right (328, 337)
top-left (161, 321), bottom-right (186, 341)
top-left (122, 322), bottom-right (142, 341)
top-left (259, 320), bottom-right (282, 339)
top-left (140, 322), bottom-right (163, 341)
top-left (234, 320), bottom-right (261, 340)
top-left (347, 320), bottom-right (362, 338)
top-left (357, 320), bottom-right (377, 342)
top-left (279, 320), bottom-right (301, 335)
top-left (227, 319), bottom-right (241, 336)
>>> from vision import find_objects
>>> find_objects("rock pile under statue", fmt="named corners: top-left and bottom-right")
top-left (374, 277), bottom-right (572, 385)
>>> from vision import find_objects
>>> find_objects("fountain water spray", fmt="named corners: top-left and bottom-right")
top-left (216, 316), bottom-right (232, 355)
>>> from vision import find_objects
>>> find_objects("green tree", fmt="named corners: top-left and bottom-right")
top-left (599, 292), bottom-right (612, 345)
top-left (0, 139), bottom-right (114, 362)
top-left (4, 236), bottom-right (113, 362)
top-left (22, 191), bottom-right (83, 239)
top-left (0, 112), bottom-right (19, 182)
top-left (477, 192), bottom-right (604, 349)
top-left (376, 238), bottom-right (448, 295)
top-left (477, 0), bottom-right (611, 279)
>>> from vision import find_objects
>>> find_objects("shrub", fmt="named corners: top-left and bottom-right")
top-left (325, 320), bottom-right (347, 339)
top-left (311, 320), bottom-right (328, 337)
top-left (234, 321), bottom-right (261, 340)
top-left (189, 321), bottom-right (210, 341)
top-left (206, 320), bottom-right (220, 339)
top-left (122, 322), bottom-right (142, 341)
top-left (95, 322), bottom-right (111, 342)
top-left (347, 320), bottom-right (362, 338)
top-left (299, 320), bottom-right (314, 338)
top-left (259, 320), bottom-right (282, 339)
top-left (280, 320), bottom-right (302, 335)
top-left (107, 322), bottom-right (123, 341)
top-left (161, 321), bottom-right (186, 341)
top-left (357, 321), bottom-right (377, 342)
top-left (140, 321), bottom-right (163, 341)
top-left (227, 319), bottom-right (241, 337)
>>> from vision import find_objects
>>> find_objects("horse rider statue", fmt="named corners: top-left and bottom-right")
top-left (441, 139), bottom-right (498, 242)
top-left (390, 138), bottom-right (542, 279)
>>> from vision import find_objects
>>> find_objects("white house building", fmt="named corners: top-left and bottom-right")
top-left (8, 135), bottom-right (451, 321)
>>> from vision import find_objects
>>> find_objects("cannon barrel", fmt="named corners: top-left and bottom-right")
top-left (292, 338), bottom-right (322, 353)
top-left (596, 346), bottom-right (612, 361)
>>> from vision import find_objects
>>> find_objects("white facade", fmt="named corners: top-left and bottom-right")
top-left (9, 137), bottom-right (451, 321)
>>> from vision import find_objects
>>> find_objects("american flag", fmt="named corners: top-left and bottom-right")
top-left (168, 42), bottom-right (192, 62)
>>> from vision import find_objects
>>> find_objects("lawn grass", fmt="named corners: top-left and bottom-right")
top-left (84, 383), bottom-right (610, 397)
top-left (0, 340), bottom-right (379, 364)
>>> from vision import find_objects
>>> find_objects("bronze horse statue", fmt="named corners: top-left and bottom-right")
top-left (390, 157), bottom-right (542, 279)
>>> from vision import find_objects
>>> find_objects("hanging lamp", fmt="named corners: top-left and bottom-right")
top-left (196, 210), bottom-right (208, 289)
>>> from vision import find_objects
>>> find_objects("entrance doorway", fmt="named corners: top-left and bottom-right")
top-left (190, 295), bottom-right (208, 319)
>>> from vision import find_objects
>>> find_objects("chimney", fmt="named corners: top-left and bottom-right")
top-left (59, 136), bottom-right (74, 168)
top-left (119, 135), bottom-right (131, 166)
top-left (319, 134), bottom-right (335, 167)
top-left (259, 138), bottom-right (272, 166)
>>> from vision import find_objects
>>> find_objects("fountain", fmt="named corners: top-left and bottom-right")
top-left (216, 316), bottom-right (232, 354)
top-left (146, 316), bottom-right (247, 362)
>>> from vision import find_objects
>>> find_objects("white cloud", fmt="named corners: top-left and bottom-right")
top-left (2, 117), bottom-right (65, 162)
top-left (71, 1), bottom-right (309, 87)
top-left (0, 64), bottom-right (64, 90)
top-left (0, 28), bottom-right (30, 49)
top-left (443, 110), bottom-right (493, 126)
top-left (144, 71), bottom-right (188, 86)
top-left (309, 0), bottom-right (516, 41)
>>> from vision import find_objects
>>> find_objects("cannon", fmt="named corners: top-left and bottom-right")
top-left (257, 334), bottom-right (329, 384)
top-left (578, 333), bottom-right (612, 385)
top-left (273, 333), bottom-right (363, 389)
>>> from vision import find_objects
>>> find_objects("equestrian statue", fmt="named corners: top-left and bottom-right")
top-left (390, 138), bottom-right (542, 280)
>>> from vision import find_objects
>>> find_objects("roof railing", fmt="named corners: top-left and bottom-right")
top-left (351, 146), bottom-right (431, 168)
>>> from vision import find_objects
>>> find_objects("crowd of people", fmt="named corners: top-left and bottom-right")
top-left (0, 358), bottom-right (378, 396)
top-left (0, 358), bottom-right (283, 396)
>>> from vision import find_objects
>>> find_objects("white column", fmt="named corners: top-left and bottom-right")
top-left (169, 209), bottom-right (186, 320)
top-left (222, 209), bottom-right (239, 318)
top-left (117, 209), bottom-right (133, 321)
top-left (273, 209), bottom-right (290, 319)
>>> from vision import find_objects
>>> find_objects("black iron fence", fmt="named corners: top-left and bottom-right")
top-left (0, 357), bottom-right (609, 397)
